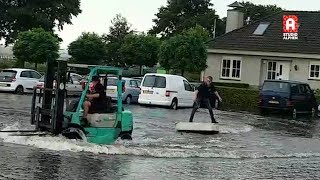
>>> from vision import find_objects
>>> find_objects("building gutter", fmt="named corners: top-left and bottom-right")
top-left (208, 49), bottom-right (320, 59)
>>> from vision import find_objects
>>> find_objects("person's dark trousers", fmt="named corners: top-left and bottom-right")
top-left (189, 98), bottom-right (217, 123)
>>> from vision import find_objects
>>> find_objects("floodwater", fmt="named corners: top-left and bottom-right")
top-left (1, 93), bottom-right (320, 179)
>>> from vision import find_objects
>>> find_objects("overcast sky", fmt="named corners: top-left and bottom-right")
top-left (56, 0), bottom-right (320, 49)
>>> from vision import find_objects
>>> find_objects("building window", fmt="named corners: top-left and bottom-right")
top-left (267, 61), bottom-right (277, 80)
top-left (253, 22), bottom-right (270, 35)
top-left (221, 57), bottom-right (241, 80)
top-left (309, 61), bottom-right (320, 79)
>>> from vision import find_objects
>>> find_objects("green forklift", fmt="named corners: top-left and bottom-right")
top-left (27, 60), bottom-right (133, 144)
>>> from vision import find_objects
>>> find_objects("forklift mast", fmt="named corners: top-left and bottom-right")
top-left (31, 60), bottom-right (67, 134)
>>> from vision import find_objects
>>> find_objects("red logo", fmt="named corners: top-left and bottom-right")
top-left (283, 15), bottom-right (299, 33)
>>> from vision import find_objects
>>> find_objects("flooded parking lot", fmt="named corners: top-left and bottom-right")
top-left (1, 93), bottom-right (320, 179)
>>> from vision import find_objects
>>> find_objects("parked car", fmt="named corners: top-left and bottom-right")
top-left (36, 73), bottom-right (84, 96)
top-left (131, 77), bottom-right (143, 81)
top-left (258, 80), bottom-right (318, 119)
top-left (138, 73), bottom-right (195, 109)
top-left (0, 68), bottom-right (42, 94)
top-left (106, 77), bottom-right (141, 104)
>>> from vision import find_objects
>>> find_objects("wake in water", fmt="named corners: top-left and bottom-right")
top-left (2, 122), bottom-right (319, 159)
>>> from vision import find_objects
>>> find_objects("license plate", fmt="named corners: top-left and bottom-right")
top-left (107, 89), bottom-right (116, 93)
top-left (0, 83), bottom-right (6, 87)
top-left (143, 90), bottom-right (153, 94)
top-left (268, 100), bottom-right (279, 104)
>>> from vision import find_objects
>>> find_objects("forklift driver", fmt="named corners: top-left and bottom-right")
top-left (83, 75), bottom-right (107, 121)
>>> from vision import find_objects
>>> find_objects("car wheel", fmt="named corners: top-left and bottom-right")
top-left (292, 108), bottom-right (297, 119)
top-left (259, 108), bottom-right (268, 116)
top-left (125, 95), bottom-right (132, 105)
top-left (15, 85), bottom-right (24, 95)
top-left (171, 99), bottom-right (178, 110)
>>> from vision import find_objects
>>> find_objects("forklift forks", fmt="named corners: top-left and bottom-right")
top-left (30, 60), bottom-right (68, 134)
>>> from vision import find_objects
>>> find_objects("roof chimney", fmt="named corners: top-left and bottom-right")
top-left (225, 1), bottom-right (244, 33)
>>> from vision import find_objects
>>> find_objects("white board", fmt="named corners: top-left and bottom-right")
top-left (175, 122), bottom-right (220, 134)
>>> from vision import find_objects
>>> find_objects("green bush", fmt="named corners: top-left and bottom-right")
top-left (217, 86), bottom-right (259, 113)
top-left (190, 81), bottom-right (250, 89)
top-left (0, 59), bottom-right (16, 70)
top-left (0, 59), bottom-right (46, 74)
top-left (214, 82), bottom-right (249, 88)
top-left (24, 62), bottom-right (46, 74)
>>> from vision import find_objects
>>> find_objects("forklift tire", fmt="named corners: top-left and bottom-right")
top-left (119, 130), bottom-right (132, 140)
top-left (61, 123), bottom-right (87, 140)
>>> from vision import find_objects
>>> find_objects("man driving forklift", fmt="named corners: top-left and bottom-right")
top-left (82, 75), bottom-right (107, 121)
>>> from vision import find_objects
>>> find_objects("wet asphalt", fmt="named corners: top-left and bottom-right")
top-left (0, 93), bottom-right (320, 179)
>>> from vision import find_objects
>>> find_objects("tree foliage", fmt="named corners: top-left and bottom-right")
top-left (149, 0), bottom-right (224, 39)
top-left (0, 0), bottom-right (81, 45)
top-left (240, 2), bottom-right (283, 23)
top-left (120, 34), bottom-right (160, 74)
top-left (159, 27), bottom-right (207, 76)
top-left (13, 28), bottom-right (59, 69)
top-left (183, 24), bottom-right (210, 42)
top-left (68, 32), bottom-right (106, 65)
top-left (103, 14), bottom-right (133, 66)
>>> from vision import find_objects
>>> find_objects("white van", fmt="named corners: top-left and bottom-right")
top-left (138, 73), bottom-right (195, 109)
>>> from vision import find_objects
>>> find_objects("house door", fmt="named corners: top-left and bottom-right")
top-left (267, 61), bottom-right (290, 80)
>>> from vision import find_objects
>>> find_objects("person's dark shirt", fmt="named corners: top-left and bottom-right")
top-left (209, 82), bottom-right (217, 93)
top-left (91, 83), bottom-right (106, 104)
top-left (197, 82), bottom-right (211, 99)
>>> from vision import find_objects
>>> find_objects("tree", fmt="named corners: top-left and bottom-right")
top-left (120, 34), bottom-right (161, 75)
top-left (240, 2), bottom-right (282, 24)
top-left (149, 0), bottom-right (224, 39)
top-left (0, 0), bottom-right (81, 45)
top-left (158, 27), bottom-right (207, 76)
top-left (183, 24), bottom-right (210, 42)
top-left (13, 28), bottom-right (59, 69)
top-left (68, 32), bottom-right (107, 65)
top-left (103, 14), bottom-right (133, 66)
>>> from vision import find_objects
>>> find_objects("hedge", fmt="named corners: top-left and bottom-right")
top-left (0, 59), bottom-right (46, 74)
top-left (214, 82), bottom-right (249, 88)
top-left (216, 86), bottom-right (259, 113)
top-left (216, 87), bottom-right (320, 113)
top-left (190, 81), bottom-right (250, 89)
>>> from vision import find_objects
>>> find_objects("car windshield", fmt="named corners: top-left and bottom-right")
top-left (0, 70), bottom-right (16, 78)
top-left (107, 78), bottom-right (125, 86)
top-left (71, 74), bottom-right (82, 82)
top-left (39, 76), bottom-right (44, 82)
top-left (262, 81), bottom-right (290, 93)
top-left (142, 75), bottom-right (166, 88)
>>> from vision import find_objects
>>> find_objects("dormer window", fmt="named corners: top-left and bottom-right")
top-left (253, 22), bottom-right (270, 35)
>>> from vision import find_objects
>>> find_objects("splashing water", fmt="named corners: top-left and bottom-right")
top-left (1, 122), bottom-right (319, 159)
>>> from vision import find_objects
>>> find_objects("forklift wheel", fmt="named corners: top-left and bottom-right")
top-left (120, 131), bottom-right (132, 140)
top-left (62, 126), bottom-right (86, 141)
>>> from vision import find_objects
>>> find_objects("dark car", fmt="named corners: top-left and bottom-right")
top-left (258, 80), bottom-right (318, 119)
